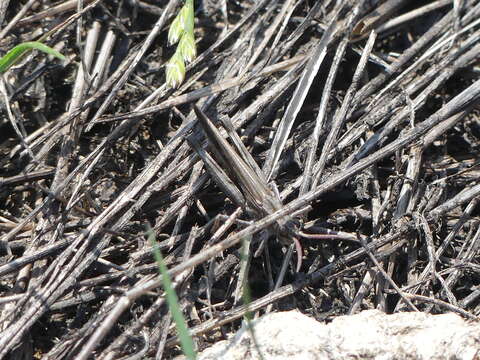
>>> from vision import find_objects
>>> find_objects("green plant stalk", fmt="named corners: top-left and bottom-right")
top-left (0, 41), bottom-right (65, 74)
top-left (166, 0), bottom-right (196, 88)
top-left (240, 236), bottom-right (266, 360)
top-left (148, 228), bottom-right (197, 360)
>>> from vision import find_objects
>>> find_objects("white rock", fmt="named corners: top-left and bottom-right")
top-left (196, 309), bottom-right (480, 360)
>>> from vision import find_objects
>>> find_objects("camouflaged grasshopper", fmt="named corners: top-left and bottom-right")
top-left (189, 104), bottom-right (305, 271)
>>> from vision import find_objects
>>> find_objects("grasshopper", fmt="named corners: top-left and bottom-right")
top-left (189, 105), bottom-right (304, 271)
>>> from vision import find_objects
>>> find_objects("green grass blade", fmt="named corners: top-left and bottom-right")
top-left (240, 236), bottom-right (266, 360)
top-left (0, 41), bottom-right (66, 74)
top-left (147, 227), bottom-right (196, 360)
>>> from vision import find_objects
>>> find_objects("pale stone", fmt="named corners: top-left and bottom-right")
top-left (195, 309), bottom-right (480, 360)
